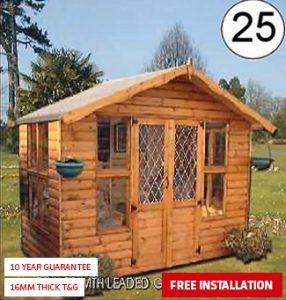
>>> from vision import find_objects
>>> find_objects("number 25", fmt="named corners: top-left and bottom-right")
top-left (232, 11), bottom-right (276, 42)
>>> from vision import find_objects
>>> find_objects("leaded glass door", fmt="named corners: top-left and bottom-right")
top-left (169, 120), bottom-right (203, 265)
top-left (131, 119), bottom-right (168, 269)
top-left (131, 119), bottom-right (203, 269)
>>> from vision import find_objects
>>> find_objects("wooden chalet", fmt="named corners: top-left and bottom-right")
top-left (17, 65), bottom-right (276, 276)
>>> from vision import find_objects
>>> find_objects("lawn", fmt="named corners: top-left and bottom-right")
top-left (1, 145), bottom-right (286, 299)
top-left (251, 144), bottom-right (286, 218)
top-left (1, 152), bottom-right (19, 206)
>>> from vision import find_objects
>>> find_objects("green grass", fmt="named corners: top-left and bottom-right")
top-left (1, 151), bottom-right (19, 166)
top-left (1, 152), bottom-right (19, 206)
top-left (251, 144), bottom-right (286, 218)
top-left (1, 145), bottom-right (286, 299)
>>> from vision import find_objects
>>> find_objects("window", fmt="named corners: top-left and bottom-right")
top-left (29, 175), bottom-right (49, 227)
top-left (205, 122), bottom-right (226, 166)
top-left (114, 123), bottom-right (127, 152)
top-left (96, 117), bottom-right (130, 231)
top-left (97, 177), bottom-right (127, 229)
top-left (29, 176), bottom-right (39, 221)
top-left (203, 173), bottom-right (224, 216)
top-left (42, 179), bottom-right (49, 226)
top-left (28, 123), bottom-right (49, 170)
top-left (28, 124), bottom-right (37, 168)
top-left (27, 123), bottom-right (49, 228)
top-left (20, 175), bottom-right (29, 213)
top-left (97, 117), bottom-right (129, 169)
top-left (98, 120), bottom-right (110, 163)
top-left (202, 122), bottom-right (227, 217)
top-left (39, 123), bottom-right (49, 169)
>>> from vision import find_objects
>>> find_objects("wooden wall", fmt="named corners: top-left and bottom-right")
top-left (19, 121), bottom-right (61, 257)
top-left (60, 114), bottom-right (97, 244)
top-left (99, 81), bottom-right (242, 121)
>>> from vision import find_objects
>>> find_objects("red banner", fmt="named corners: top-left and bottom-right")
top-left (162, 272), bottom-right (283, 298)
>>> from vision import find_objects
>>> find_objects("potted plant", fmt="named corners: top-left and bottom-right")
top-left (55, 157), bottom-right (85, 178)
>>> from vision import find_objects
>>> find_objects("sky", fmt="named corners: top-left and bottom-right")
top-left (1, 0), bottom-right (286, 117)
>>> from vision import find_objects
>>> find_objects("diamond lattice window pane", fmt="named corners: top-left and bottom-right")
top-left (139, 124), bottom-right (164, 204)
top-left (174, 125), bottom-right (197, 201)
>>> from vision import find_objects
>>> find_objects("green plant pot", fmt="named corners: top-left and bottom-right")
top-left (55, 160), bottom-right (84, 178)
top-left (251, 157), bottom-right (274, 171)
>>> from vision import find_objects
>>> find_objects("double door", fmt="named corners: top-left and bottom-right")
top-left (131, 118), bottom-right (203, 270)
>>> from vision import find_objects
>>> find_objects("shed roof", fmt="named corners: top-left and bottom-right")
top-left (17, 65), bottom-right (276, 134)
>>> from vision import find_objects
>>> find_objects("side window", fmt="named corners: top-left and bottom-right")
top-left (27, 123), bottom-right (49, 228)
top-left (29, 176), bottom-right (39, 221)
top-left (20, 175), bottom-right (29, 213)
top-left (202, 122), bottom-right (227, 217)
top-left (28, 123), bottom-right (49, 170)
top-left (205, 123), bottom-right (226, 166)
top-left (42, 178), bottom-right (50, 226)
top-left (28, 124), bottom-right (37, 168)
top-left (29, 175), bottom-right (49, 228)
top-left (39, 123), bottom-right (49, 170)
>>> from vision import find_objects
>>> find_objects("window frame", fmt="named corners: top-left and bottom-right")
top-left (28, 174), bottom-right (49, 230)
top-left (28, 123), bottom-right (37, 169)
top-left (202, 121), bottom-right (229, 218)
top-left (96, 116), bottom-right (131, 234)
top-left (27, 122), bottom-right (49, 172)
top-left (97, 120), bottom-right (111, 163)
top-left (38, 123), bottom-right (49, 170)
top-left (27, 122), bottom-right (50, 231)
top-left (20, 174), bottom-right (29, 213)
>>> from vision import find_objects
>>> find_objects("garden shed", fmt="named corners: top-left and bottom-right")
top-left (17, 64), bottom-right (276, 276)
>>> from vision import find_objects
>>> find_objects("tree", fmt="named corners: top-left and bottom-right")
top-left (245, 80), bottom-right (278, 143)
top-left (219, 77), bottom-right (246, 103)
top-left (18, 48), bottom-right (104, 115)
top-left (146, 22), bottom-right (207, 72)
top-left (273, 108), bottom-right (286, 139)
top-left (246, 80), bottom-right (273, 119)
top-left (0, 0), bottom-right (51, 116)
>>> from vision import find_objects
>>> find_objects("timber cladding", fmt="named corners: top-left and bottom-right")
top-left (18, 66), bottom-right (268, 276)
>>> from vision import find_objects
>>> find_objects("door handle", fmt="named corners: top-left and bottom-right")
top-left (131, 204), bottom-right (137, 213)
top-left (166, 176), bottom-right (169, 189)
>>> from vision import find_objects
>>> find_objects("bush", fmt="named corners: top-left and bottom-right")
top-left (224, 226), bottom-right (272, 263)
top-left (0, 204), bottom-right (20, 219)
